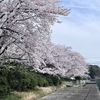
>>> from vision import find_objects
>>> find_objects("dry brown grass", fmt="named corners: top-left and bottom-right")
top-left (36, 86), bottom-right (56, 94)
top-left (13, 84), bottom-right (67, 100)
top-left (13, 91), bottom-right (38, 100)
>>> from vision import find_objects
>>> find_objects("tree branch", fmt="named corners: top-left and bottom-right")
top-left (1, 27), bottom-right (20, 34)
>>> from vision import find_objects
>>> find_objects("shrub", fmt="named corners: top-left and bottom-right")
top-left (7, 70), bottom-right (37, 91)
top-left (43, 74), bottom-right (62, 86)
top-left (43, 79), bottom-right (49, 87)
top-left (52, 76), bottom-right (62, 86)
top-left (0, 77), bottom-right (11, 96)
top-left (0, 67), bottom-right (11, 96)
top-left (75, 76), bottom-right (82, 80)
top-left (36, 75), bottom-right (45, 87)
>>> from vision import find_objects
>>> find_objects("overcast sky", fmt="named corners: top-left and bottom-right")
top-left (51, 0), bottom-right (100, 65)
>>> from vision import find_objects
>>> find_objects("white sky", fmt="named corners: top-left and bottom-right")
top-left (51, 0), bottom-right (100, 65)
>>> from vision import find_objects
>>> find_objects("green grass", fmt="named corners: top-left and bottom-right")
top-left (0, 89), bottom-right (48, 100)
top-left (0, 93), bottom-right (21, 100)
top-left (0, 83), bottom-right (66, 100)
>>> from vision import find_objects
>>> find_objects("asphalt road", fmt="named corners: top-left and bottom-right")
top-left (37, 86), bottom-right (81, 100)
top-left (70, 84), bottom-right (100, 100)
top-left (37, 84), bottom-right (100, 100)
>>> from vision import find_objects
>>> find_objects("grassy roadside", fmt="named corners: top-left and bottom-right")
top-left (1, 84), bottom-right (67, 100)
top-left (0, 90), bottom-right (46, 100)
top-left (0, 94), bottom-right (21, 100)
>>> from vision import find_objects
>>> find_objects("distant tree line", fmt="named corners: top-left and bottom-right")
top-left (88, 65), bottom-right (100, 79)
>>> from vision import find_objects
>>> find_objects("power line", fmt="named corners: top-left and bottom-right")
top-left (86, 57), bottom-right (100, 58)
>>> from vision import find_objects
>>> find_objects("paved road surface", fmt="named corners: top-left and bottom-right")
top-left (37, 86), bottom-right (81, 100)
top-left (70, 84), bottom-right (100, 100)
top-left (37, 84), bottom-right (100, 100)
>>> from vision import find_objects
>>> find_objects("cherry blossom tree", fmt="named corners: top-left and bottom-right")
top-left (0, 0), bottom-right (88, 78)
top-left (47, 44), bottom-right (88, 78)
top-left (0, 0), bottom-right (69, 62)
top-left (28, 43), bottom-right (88, 78)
